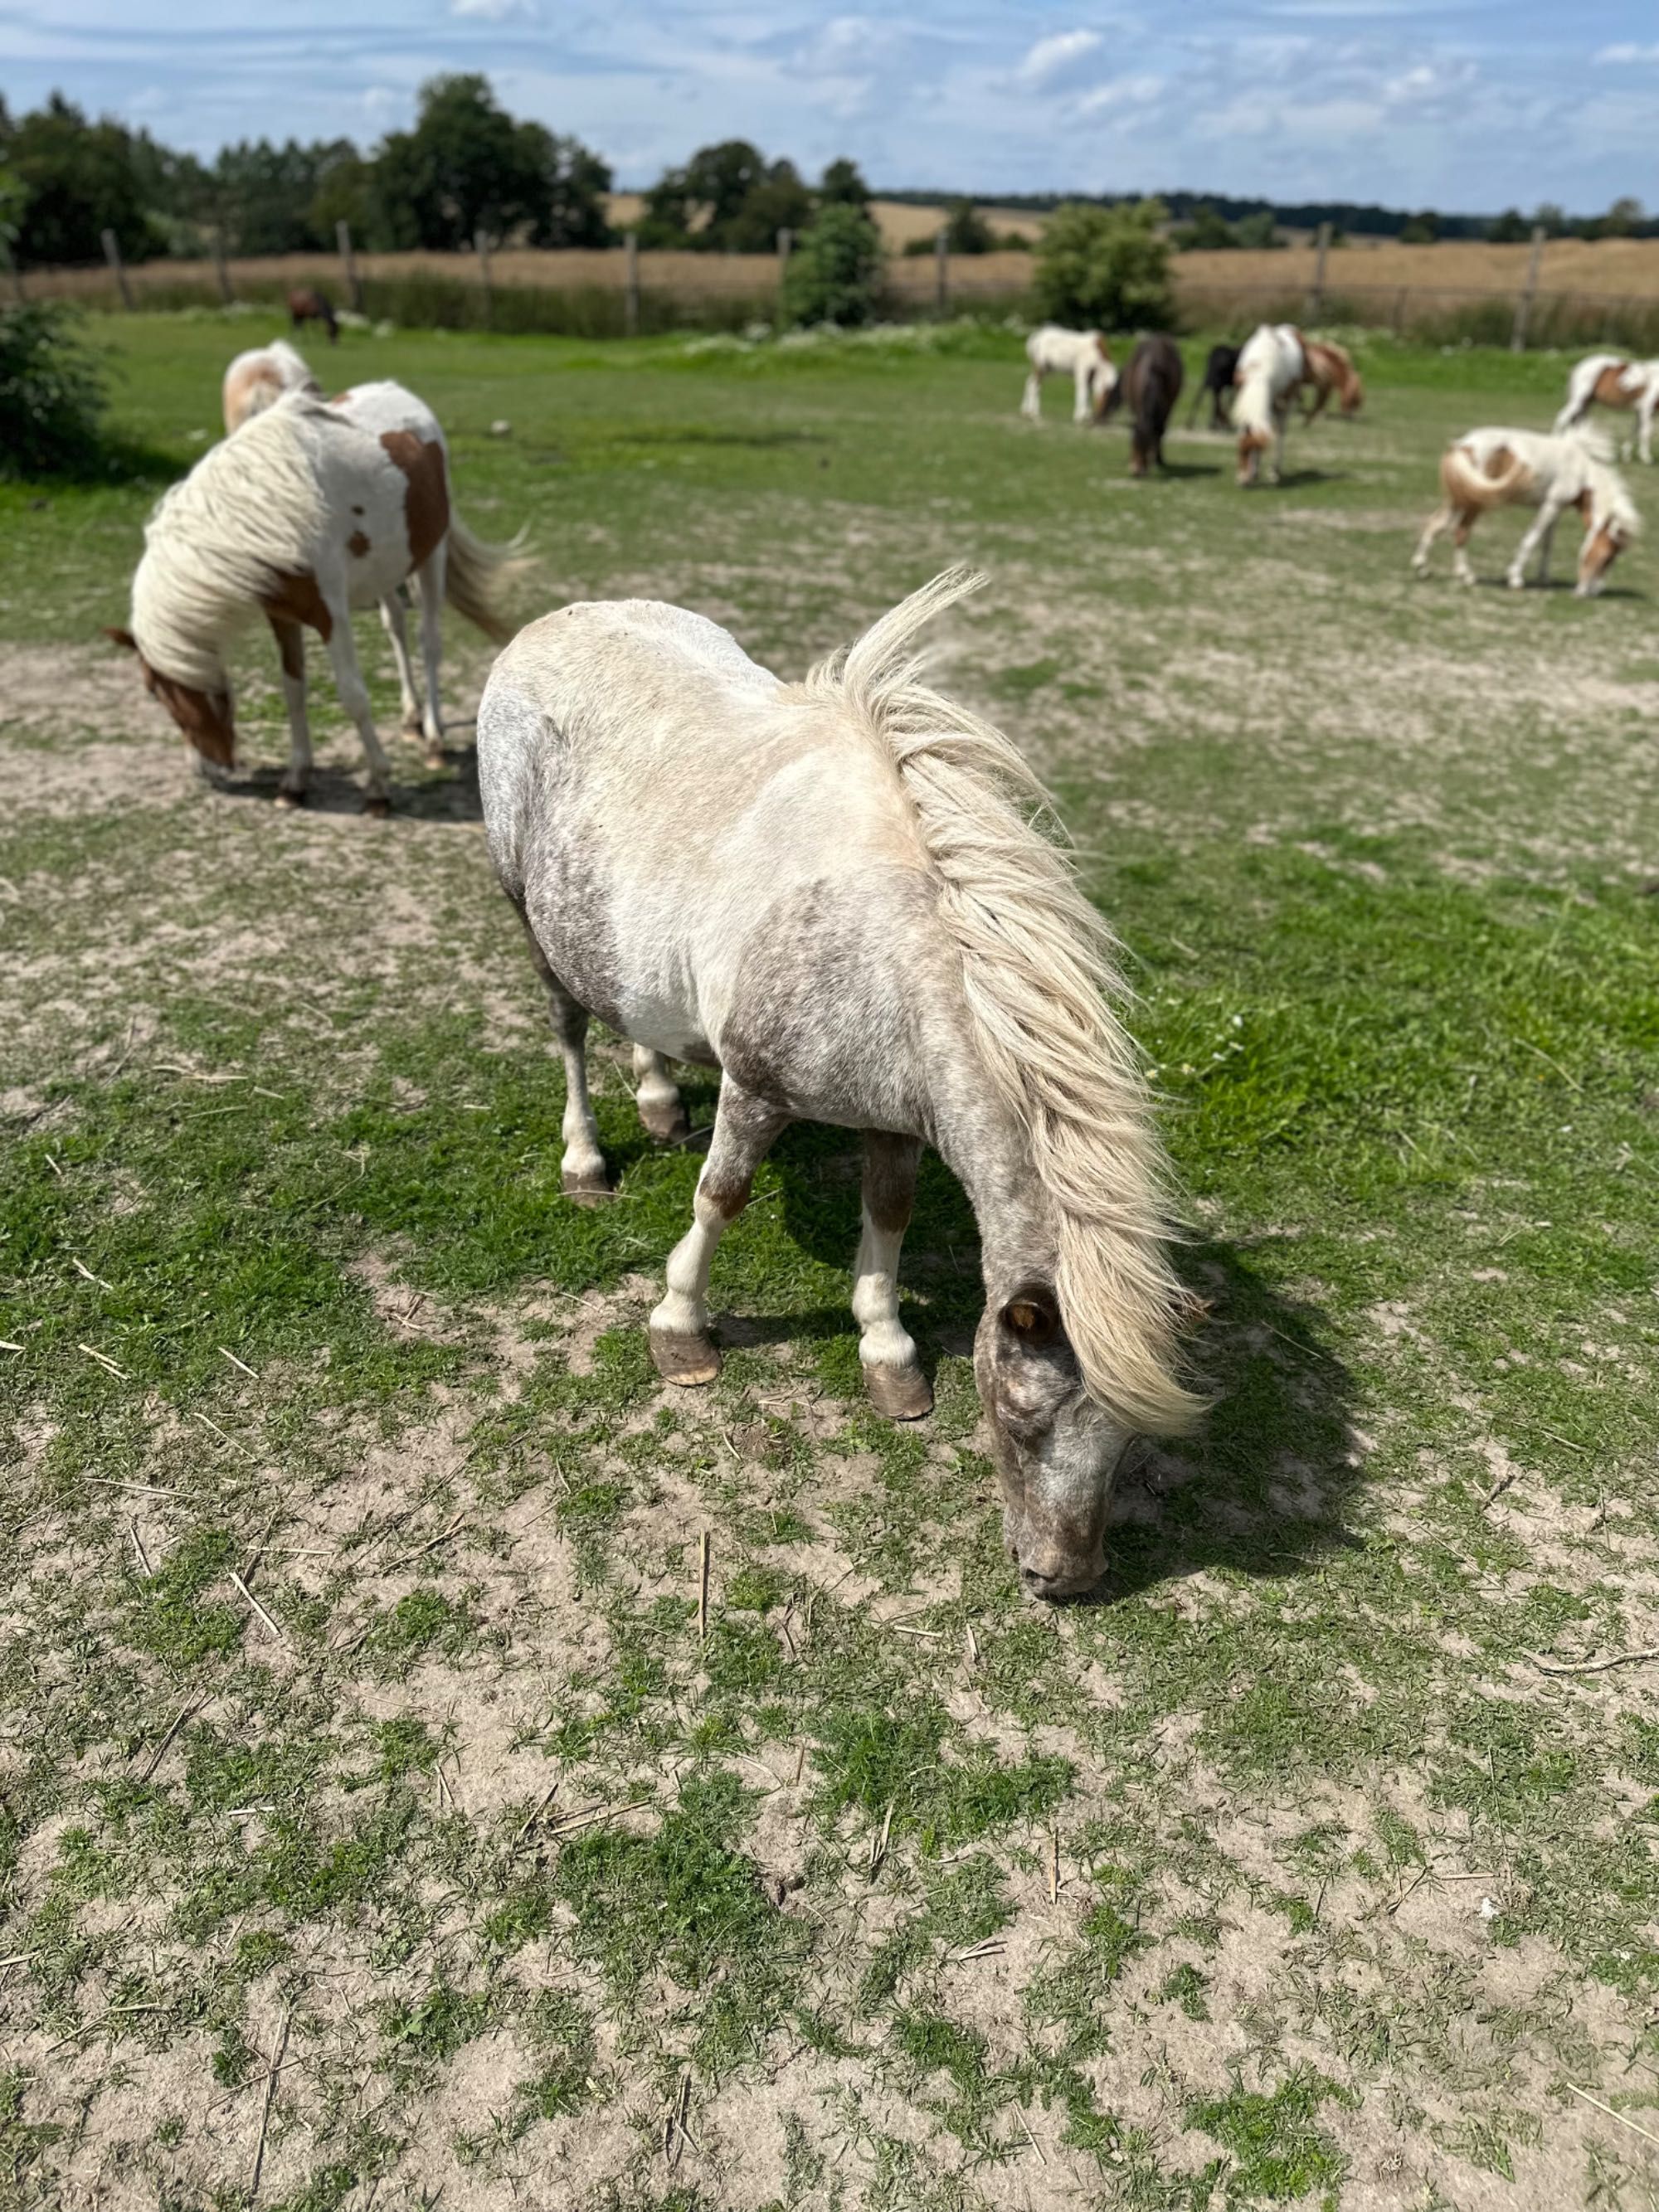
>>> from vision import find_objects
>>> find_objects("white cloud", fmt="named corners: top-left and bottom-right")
top-left (1073, 72), bottom-right (1164, 117)
top-left (450, 0), bottom-right (538, 18)
top-left (1593, 42), bottom-right (1659, 64)
top-left (1015, 29), bottom-right (1103, 91)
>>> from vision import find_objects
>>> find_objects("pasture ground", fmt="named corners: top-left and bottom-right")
top-left (2, 316), bottom-right (1657, 2212)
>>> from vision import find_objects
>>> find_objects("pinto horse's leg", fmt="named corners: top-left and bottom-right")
top-left (854, 1132), bottom-right (931, 1421)
top-left (267, 615), bottom-right (314, 805)
top-left (413, 549), bottom-right (447, 767)
top-left (649, 1077), bottom-right (788, 1386)
top-left (632, 1045), bottom-right (688, 1144)
top-left (1509, 499), bottom-right (1559, 590)
top-left (317, 591), bottom-right (394, 813)
top-left (377, 593), bottom-right (423, 737)
top-left (1020, 367), bottom-right (1043, 421)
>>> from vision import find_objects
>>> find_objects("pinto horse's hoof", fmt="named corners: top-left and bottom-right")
top-left (363, 793), bottom-right (392, 818)
top-left (639, 1099), bottom-right (690, 1145)
top-left (422, 746), bottom-right (448, 771)
top-left (562, 1168), bottom-right (612, 1205)
top-left (649, 1326), bottom-right (721, 1387)
top-left (275, 786), bottom-right (307, 809)
top-left (863, 1361), bottom-right (933, 1422)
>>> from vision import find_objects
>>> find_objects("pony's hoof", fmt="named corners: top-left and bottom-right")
top-left (275, 786), bottom-right (307, 809)
top-left (562, 1168), bottom-right (612, 1204)
top-left (422, 749), bottom-right (448, 772)
top-left (650, 1326), bottom-right (721, 1387)
top-left (363, 793), bottom-right (392, 817)
top-left (863, 1361), bottom-right (933, 1422)
top-left (401, 712), bottom-right (425, 737)
top-left (640, 1100), bottom-right (690, 1145)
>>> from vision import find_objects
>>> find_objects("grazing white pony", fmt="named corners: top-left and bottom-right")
top-left (1020, 325), bottom-right (1117, 423)
top-left (221, 339), bottom-right (319, 433)
top-left (1554, 352), bottom-right (1659, 464)
top-left (1411, 426), bottom-right (1639, 596)
top-left (477, 571), bottom-right (1199, 1601)
top-left (109, 382), bottom-right (522, 810)
top-left (1233, 323), bottom-right (1306, 485)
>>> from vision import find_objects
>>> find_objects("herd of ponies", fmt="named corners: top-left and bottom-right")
top-left (94, 323), bottom-right (1650, 1597)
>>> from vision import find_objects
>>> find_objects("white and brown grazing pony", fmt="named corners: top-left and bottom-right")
top-left (1411, 426), bottom-right (1639, 596)
top-left (1233, 323), bottom-right (1307, 484)
top-left (221, 339), bottom-right (320, 433)
top-left (1020, 325), bottom-right (1117, 424)
top-left (1299, 338), bottom-right (1363, 422)
top-left (109, 382), bottom-right (523, 811)
top-left (478, 570), bottom-right (1200, 1601)
top-left (1554, 352), bottom-right (1659, 465)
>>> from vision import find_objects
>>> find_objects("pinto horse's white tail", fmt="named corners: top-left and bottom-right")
top-left (445, 515), bottom-right (532, 644)
top-left (1440, 444), bottom-right (1533, 511)
top-left (808, 570), bottom-right (1201, 1437)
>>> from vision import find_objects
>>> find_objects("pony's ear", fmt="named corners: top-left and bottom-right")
top-left (104, 626), bottom-right (138, 652)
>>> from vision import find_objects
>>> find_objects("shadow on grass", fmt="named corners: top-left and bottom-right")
top-left (217, 739), bottom-right (487, 823)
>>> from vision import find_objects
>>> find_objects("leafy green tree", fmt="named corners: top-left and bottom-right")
top-left (942, 198), bottom-right (995, 255)
top-left (819, 158), bottom-right (871, 209)
top-left (374, 75), bottom-right (608, 250)
top-left (1487, 207), bottom-right (1529, 244)
top-left (211, 138), bottom-right (360, 255)
top-left (1033, 199), bottom-right (1173, 331)
top-left (1233, 210), bottom-right (1282, 250)
top-left (1399, 209), bottom-right (1439, 244)
top-left (1172, 201), bottom-right (1236, 250)
top-left (0, 93), bottom-right (162, 265)
top-left (781, 202), bottom-right (883, 326)
top-left (1533, 202), bottom-right (1567, 238)
top-left (640, 139), bottom-right (766, 247)
top-left (722, 159), bottom-right (813, 252)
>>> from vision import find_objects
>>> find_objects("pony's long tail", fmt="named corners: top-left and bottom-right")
top-left (809, 569), bottom-right (1202, 1437)
top-left (1440, 445), bottom-right (1530, 511)
top-left (445, 516), bottom-right (533, 644)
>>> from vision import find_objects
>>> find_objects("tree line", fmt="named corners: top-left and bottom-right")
top-left (0, 75), bottom-right (883, 270)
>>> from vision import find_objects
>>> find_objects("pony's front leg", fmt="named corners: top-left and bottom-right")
top-left (1019, 368), bottom-right (1043, 421)
top-left (1072, 362), bottom-right (1092, 423)
top-left (377, 591), bottom-right (423, 737)
top-left (319, 596), bottom-right (395, 813)
top-left (413, 551), bottom-right (447, 767)
top-left (854, 1132), bottom-right (931, 1421)
top-left (267, 616), bottom-right (314, 805)
top-left (649, 1078), bottom-right (788, 1386)
top-left (1639, 394), bottom-right (1657, 465)
top-left (633, 1045), bottom-right (688, 1144)
top-left (1411, 504), bottom-right (1451, 577)
top-left (1509, 503), bottom-right (1557, 590)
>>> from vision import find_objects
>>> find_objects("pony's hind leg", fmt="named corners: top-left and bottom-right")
top-left (649, 1077), bottom-right (788, 1386)
top-left (413, 552), bottom-right (447, 767)
top-left (632, 1045), bottom-right (688, 1144)
top-left (1019, 367), bottom-right (1043, 421)
top-left (267, 615), bottom-right (313, 805)
top-left (377, 591), bottom-right (424, 736)
top-left (854, 1132), bottom-right (931, 1422)
top-left (1412, 503), bottom-right (1452, 577)
top-left (508, 899), bottom-right (610, 1199)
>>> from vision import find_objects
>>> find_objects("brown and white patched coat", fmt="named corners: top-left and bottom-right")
top-left (1412, 425), bottom-right (1641, 596)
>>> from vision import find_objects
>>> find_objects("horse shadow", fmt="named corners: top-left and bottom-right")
top-left (728, 1126), bottom-right (1361, 1597)
top-left (213, 733), bottom-right (487, 823)
top-left (1144, 459), bottom-right (1223, 480)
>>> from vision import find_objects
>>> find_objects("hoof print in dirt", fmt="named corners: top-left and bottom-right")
top-left (649, 1326), bottom-right (721, 1387)
top-left (863, 1361), bottom-right (934, 1422)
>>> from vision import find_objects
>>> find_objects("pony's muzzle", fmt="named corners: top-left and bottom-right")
top-left (1006, 1518), bottom-right (1104, 1602)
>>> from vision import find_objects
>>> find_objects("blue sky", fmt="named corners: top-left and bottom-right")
top-left (1, 1), bottom-right (1655, 211)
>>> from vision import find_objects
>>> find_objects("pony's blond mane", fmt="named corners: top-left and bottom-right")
top-left (133, 395), bottom-right (330, 689)
top-left (805, 570), bottom-right (1200, 1436)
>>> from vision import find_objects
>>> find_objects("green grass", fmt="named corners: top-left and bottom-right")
top-left (2, 311), bottom-right (1657, 2208)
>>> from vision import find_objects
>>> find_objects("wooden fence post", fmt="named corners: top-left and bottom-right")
top-left (1305, 221), bottom-right (1331, 323)
top-left (776, 226), bottom-right (792, 319)
top-left (212, 225), bottom-right (233, 306)
top-left (935, 229), bottom-right (949, 315)
top-left (624, 230), bottom-right (640, 336)
top-left (475, 228), bottom-right (493, 326)
top-left (336, 220), bottom-right (363, 314)
top-left (1511, 225), bottom-right (1545, 352)
top-left (102, 228), bottom-right (134, 311)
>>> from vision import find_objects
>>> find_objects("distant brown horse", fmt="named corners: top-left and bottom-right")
top-left (1102, 334), bottom-right (1184, 475)
top-left (1300, 338), bottom-right (1363, 421)
top-left (288, 287), bottom-right (338, 344)
top-left (1187, 343), bottom-right (1239, 430)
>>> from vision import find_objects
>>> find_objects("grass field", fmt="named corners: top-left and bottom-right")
top-left (2, 314), bottom-right (1657, 2212)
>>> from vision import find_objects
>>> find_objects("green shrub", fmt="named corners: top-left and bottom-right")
top-left (1033, 198), bottom-right (1175, 332)
top-left (0, 301), bottom-right (106, 477)
top-left (781, 203), bottom-right (883, 328)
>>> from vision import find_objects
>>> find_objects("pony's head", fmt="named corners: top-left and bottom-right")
top-left (1339, 367), bottom-right (1365, 417)
top-left (105, 627), bottom-right (236, 766)
top-left (1576, 470), bottom-right (1641, 596)
top-left (1236, 425), bottom-right (1272, 485)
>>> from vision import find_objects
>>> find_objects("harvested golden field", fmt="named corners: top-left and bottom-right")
top-left (1181, 234), bottom-right (1659, 305)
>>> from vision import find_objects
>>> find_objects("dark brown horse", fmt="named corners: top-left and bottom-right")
top-left (288, 287), bottom-right (338, 344)
top-left (1186, 342), bottom-right (1239, 430)
top-left (1102, 334), bottom-right (1184, 475)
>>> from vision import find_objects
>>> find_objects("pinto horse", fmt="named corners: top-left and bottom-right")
top-left (1233, 323), bottom-right (1307, 485)
top-left (1020, 325), bottom-right (1117, 423)
top-left (1554, 352), bottom-right (1659, 465)
top-left (221, 339), bottom-right (319, 433)
top-left (109, 382), bottom-right (523, 810)
top-left (1186, 343), bottom-right (1239, 430)
top-left (1299, 338), bottom-right (1363, 421)
top-left (477, 571), bottom-right (1199, 1599)
top-left (288, 287), bottom-right (338, 344)
top-left (1102, 334), bottom-right (1184, 474)
top-left (1411, 426), bottom-right (1639, 596)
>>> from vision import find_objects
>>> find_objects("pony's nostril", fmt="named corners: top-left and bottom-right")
top-left (1020, 1563), bottom-right (1058, 1595)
